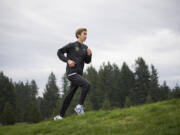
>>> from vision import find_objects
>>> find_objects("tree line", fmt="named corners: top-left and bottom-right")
top-left (0, 57), bottom-right (180, 125)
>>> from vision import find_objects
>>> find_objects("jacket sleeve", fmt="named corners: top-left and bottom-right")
top-left (85, 50), bottom-right (92, 64)
top-left (57, 43), bottom-right (71, 63)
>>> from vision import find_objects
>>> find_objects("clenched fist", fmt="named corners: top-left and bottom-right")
top-left (87, 48), bottom-right (92, 55)
top-left (67, 60), bottom-right (76, 67)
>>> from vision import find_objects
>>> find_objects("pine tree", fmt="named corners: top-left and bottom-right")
top-left (172, 84), bottom-right (180, 99)
top-left (133, 57), bottom-right (151, 105)
top-left (98, 62), bottom-right (114, 109)
top-left (119, 62), bottom-right (135, 107)
top-left (24, 102), bottom-right (42, 123)
top-left (61, 73), bottom-right (70, 98)
top-left (14, 80), bottom-right (39, 122)
top-left (83, 66), bottom-right (100, 110)
top-left (30, 80), bottom-right (38, 99)
top-left (14, 81), bottom-right (29, 122)
top-left (159, 81), bottom-right (170, 101)
top-left (52, 98), bottom-right (62, 116)
top-left (0, 72), bottom-right (15, 118)
top-left (1, 102), bottom-right (15, 125)
top-left (110, 63), bottom-right (121, 107)
top-left (149, 64), bottom-right (160, 102)
top-left (41, 72), bottom-right (60, 118)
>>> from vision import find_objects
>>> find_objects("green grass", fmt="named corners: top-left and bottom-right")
top-left (0, 98), bottom-right (180, 135)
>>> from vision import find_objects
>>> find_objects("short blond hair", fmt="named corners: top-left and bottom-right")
top-left (75, 28), bottom-right (87, 38)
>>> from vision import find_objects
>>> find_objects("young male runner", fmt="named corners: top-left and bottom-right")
top-left (54, 28), bottom-right (92, 120)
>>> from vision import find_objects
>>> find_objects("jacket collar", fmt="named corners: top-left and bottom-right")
top-left (76, 41), bottom-right (83, 47)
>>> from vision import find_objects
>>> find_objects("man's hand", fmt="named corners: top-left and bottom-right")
top-left (67, 60), bottom-right (76, 67)
top-left (87, 48), bottom-right (92, 55)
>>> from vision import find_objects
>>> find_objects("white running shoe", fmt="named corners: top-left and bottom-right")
top-left (74, 104), bottom-right (84, 115)
top-left (54, 115), bottom-right (63, 120)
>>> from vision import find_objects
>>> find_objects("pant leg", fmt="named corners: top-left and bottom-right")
top-left (59, 82), bottom-right (78, 117)
top-left (67, 73), bottom-right (91, 105)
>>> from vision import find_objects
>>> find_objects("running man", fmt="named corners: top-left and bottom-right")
top-left (54, 28), bottom-right (92, 120)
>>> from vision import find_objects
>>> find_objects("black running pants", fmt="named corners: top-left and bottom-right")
top-left (59, 73), bottom-right (91, 117)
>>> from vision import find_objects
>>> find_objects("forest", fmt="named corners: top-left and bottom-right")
top-left (0, 57), bottom-right (180, 125)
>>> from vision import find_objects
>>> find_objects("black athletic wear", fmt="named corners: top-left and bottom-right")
top-left (59, 73), bottom-right (91, 117)
top-left (57, 40), bottom-right (92, 117)
top-left (57, 41), bottom-right (92, 76)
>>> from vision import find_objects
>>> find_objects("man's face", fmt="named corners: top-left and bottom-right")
top-left (78, 31), bottom-right (87, 41)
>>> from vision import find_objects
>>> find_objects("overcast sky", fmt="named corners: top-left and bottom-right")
top-left (0, 0), bottom-right (180, 97)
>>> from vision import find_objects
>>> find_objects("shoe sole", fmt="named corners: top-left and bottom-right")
top-left (54, 116), bottom-right (63, 120)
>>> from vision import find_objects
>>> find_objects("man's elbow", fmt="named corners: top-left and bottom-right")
top-left (57, 49), bottom-right (63, 61)
top-left (57, 49), bottom-right (60, 56)
top-left (85, 55), bottom-right (92, 64)
top-left (85, 59), bottom-right (91, 64)
top-left (57, 49), bottom-right (63, 58)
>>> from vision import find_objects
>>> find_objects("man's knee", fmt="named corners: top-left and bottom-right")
top-left (85, 81), bottom-right (91, 90)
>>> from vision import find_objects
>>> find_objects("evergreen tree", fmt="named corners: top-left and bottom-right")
top-left (61, 73), bottom-right (70, 98)
top-left (159, 81), bottom-right (170, 101)
top-left (14, 80), bottom-right (38, 122)
top-left (133, 57), bottom-right (151, 105)
top-left (172, 84), bottom-right (180, 99)
top-left (41, 72), bottom-right (60, 118)
top-left (83, 66), bottom-right (100, 110)
top-left (149, 64), bottom-right (160, 102)
top-left (29, 80), bottom-right (38, 99)
top-left (52, 98), bottom-right (62, 116)
top-left (98, 62), bottom-right (114, 108)
top-left (110, 63), bottom-right (122, 107)
top-left (119, 62), bottom-right (135, 107)
top-left (24, 102), bottom-right (42, 123)
top-left (0, 72), bottom-right (15, 118)
top-left (1, 102), bottom-right (15, 125)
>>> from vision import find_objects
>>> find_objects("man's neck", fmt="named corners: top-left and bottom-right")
top-left (77, 39), bottom-right (83, 45)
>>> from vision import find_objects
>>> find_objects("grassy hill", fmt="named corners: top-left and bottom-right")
top-left (0, 98), bottom-right (180, 135)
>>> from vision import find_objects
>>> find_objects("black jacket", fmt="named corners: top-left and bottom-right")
top-left (57, 41), bottom-right (92, 76)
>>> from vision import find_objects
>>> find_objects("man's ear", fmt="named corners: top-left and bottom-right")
top-left (77, 34), bottom-right (80, 39)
